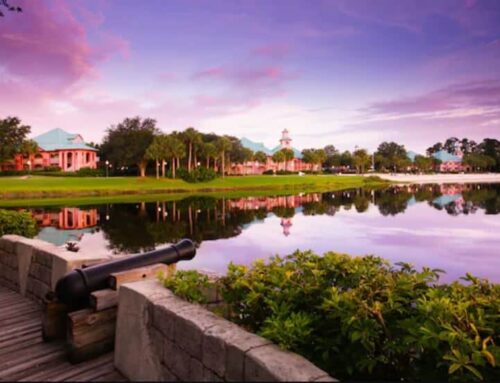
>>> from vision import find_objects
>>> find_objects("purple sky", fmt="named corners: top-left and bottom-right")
top-left (1, 0), bottom-right (500, 152)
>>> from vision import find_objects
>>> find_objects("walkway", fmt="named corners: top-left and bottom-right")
top-left (0, 286), bottom-right (126, 381)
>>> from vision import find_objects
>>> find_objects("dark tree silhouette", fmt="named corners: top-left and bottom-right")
top-left (0, 0), bottom-right (22, 17)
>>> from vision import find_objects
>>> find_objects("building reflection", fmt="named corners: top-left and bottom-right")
top-left (20, 183), bottom-right (500, 251)
top-left (30, 208), bottom-right (99, 246)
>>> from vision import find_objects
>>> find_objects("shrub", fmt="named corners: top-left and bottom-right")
top-left (276, 170), bottom-right (298, 175)
top-left (177, 167), bottom-right (218, 183)
top-left (262, 169), bottom-right (275, 175)
top-left (161, 252), bottom-right (499, 382)
top-left (0, 209), bottom-right (38, 238)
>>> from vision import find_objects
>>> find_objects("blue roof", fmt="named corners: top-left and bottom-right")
top-left (240, 137), bottom-right (272, 155)
top-left (34, 128), bottom-right (97, 151)
top-left (432, 194), bottom-right (462, 207)
top-left (240, 137), bottom-right (303, 159)
top-left (432, 150), bottom-right (462, 163)
top-left (406, 151), bottom-right (419, 162)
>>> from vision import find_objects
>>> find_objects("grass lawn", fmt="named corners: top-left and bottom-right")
top-left (0, 174), bottom-right (388, 202)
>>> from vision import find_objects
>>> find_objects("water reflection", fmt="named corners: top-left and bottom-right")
top-left (11, 183), bottom-right (500, 281)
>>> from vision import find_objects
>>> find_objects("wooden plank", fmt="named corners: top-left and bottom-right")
top-left (0, 334), bottom-right (43, 357)
top-left (66, 359), bottom-right (115, 381)
top-left (42, 299), bottom-right (69, 341)
top-left (89, 289), bottom-right (118, 312)
top-left (0, 348), bottom-right (66, 380)
top-left (18, 353), bottom-right (112, 382)
top-left (108, 263), bottom-right (169, 290)
top-left (68, 338), bottom-right (115, 365)
top-left (67, 307), bottom-right (117, 362)
top-left (93, 370), bottom-right (127, 382)
top-left (0, 322), bottom-right (40, 341)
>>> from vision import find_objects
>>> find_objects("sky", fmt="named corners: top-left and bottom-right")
top-left (1, 0), bottom-right (500, 153)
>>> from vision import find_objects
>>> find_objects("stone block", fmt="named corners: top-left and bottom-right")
top-left (202, 323), bottom-right (234, 378)
top-left (0, 237), bottom-right (15, 253)
top-left (189, 356), bottom-right (204, 381)
top-left (29, 263), bottom-right (52, 285)
top-left (149, 327), bottom-right (164, 362)
top-left (245, 344), bottom-right (335, 382)
top-left (152, 295), bottom-right (192, 340)
top-left (202, 367), bottom-right (223, 382)
top-left (115, 281), bottom-right (166, 381)
top-left (311, 375), bottom-right (338, 382)
top-left (33, 249), bottom-right (53, 268)
top-left (225, 329), bottom-right (272, 381)
top-left (160, 364), bottom-right (178, 382)
top-left (169, 342), bottom-right (192, 381)
top-left (173, 305), bottom-right (220, 359)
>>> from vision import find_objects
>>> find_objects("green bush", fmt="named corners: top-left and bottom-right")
top-left (161, 252), bottom-right (499, 382)
top-left (262, 169), bottom-right (275, 175)
top-left (0, 209), bottom-right (38, 238)
top-left (176, 167), bottom-right (218, 183)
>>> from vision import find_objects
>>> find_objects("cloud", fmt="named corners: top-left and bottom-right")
top-left (251, 43), bottom-right (290, 59)
top-left (0, 0), bottom-right (128, 92)
top-left (363, 80), bottom-right (500, 119)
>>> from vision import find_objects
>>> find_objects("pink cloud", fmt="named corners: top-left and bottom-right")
top-left (365, 80), bottom-right (500, 115)
top-left (192, 66), bottom-right (226, 79)
top-left (252, 43), bottom-right (290, 59)
top-left (0, 0), bottom-right (128, 92)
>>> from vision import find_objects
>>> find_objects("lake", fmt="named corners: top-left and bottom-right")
top-left (12, 183), bottom-right (500, 283)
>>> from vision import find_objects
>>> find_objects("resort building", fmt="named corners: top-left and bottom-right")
top-left (231, 129), bottom-right (318, 175)
top-left (1, 128), bottom-right (98, 172)
top-left (431, 150), bottom-right (465, 172)
top-left (406, 149), bottom-right (466, 173)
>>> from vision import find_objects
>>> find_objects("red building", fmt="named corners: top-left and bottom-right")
top-left (231, 129), bottom-right (319, 175)
top-left (1, 128), bottom-right (98, 172)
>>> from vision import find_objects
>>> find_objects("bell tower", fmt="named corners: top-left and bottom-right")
top-left (279, 129), bottom-right (292, 149)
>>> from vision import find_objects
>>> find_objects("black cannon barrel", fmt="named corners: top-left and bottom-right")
top-left (55, 239), bottom-right (196, 306)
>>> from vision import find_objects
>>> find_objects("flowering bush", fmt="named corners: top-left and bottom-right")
top-left (0, 209), bottom-right (37, 238)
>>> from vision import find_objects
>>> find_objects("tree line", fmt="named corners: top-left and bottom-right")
top-left (1, 115), bottom-right (499, 176)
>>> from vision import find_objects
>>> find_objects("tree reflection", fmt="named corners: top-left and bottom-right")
top-left (19, 183), bottom-right (500, 252)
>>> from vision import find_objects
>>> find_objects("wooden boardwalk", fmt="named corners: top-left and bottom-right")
top-left (0, 286), bottom-right (126, 382)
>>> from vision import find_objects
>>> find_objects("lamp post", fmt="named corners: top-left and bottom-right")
top-left (26, 160), bottom-right (31, 174)
top-left (105, 160), bottom-right (109, 178)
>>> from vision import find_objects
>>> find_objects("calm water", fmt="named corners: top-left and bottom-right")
top-left (15, 183), bottom-right (500, 282)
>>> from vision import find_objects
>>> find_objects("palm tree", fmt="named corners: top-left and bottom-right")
top-left (145, 138), bottom-right (164, 179)
top-left (254, 151), bottom-right (268, 165)
top-left (281, 148), bottom-right (294, 171)
top-left (202, 142), bottom-right (217, 169)
top-left (21, 140), bottom-right (39, 171)
top-left (215, 137), bottom-right (232, 178)
top-left (166, 135), bottom-right (185, 179)
top-left (182, 127), bottom-right (201, 172)
top-left (272, 150), bottom-right (285, 171)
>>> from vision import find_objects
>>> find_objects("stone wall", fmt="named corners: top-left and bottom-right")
top-left (115, 280), bottom-right (336, 382)
top-left (0, 234), bottom-right (110, 304)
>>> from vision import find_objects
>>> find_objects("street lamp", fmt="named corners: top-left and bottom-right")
top-left (105, 160), bottom-right (109, 178)
top-left (26, 160), bottom-right (31, 174)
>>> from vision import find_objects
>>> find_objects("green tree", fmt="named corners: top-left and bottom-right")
top-left (201, 142), bottom-right (217, 169)
top-left (414, 155), bottom-right (434, 172)
top-left (183, 127), bottom-right (202, 171)
top-left (145, 136), bottom-right (166, 179)
top-left (477, 138), bottom-right (500, 172)
top-left (101, 117), bottom-right (159, 177)
top-left (375, 142), bottom-right (408, 172)
top-left (281, 148), bottom-right (295, 171)
top-left (20, 140), bottom-right (39, 171)
top-left (464, 153), bottom-right (496, 172)
top-left (216, 137), bottom-right (232, 178)
top-left (352, 149), bottom-right (371, 174)
top-left (272, 150), bottom-right (286, 171)
top-left (0, 116), bottom-right (31, 165)
top-left (165, 135), bottom-right (185, 179)
top-left (253, 151), bottom-right (268, 165)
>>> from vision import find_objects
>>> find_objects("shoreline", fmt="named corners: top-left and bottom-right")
top-left (366, 173), bottom-right (500, 184)
top-left (0, 175), bottom-right (388, 202)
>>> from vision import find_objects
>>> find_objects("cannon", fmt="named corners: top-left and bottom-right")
top-left (55, 239), bottom-right (196, 307)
